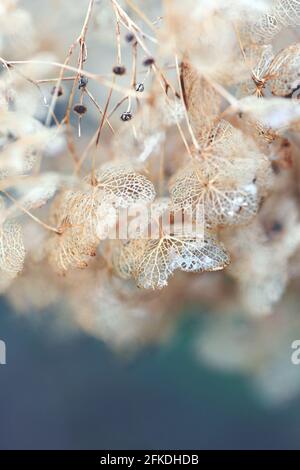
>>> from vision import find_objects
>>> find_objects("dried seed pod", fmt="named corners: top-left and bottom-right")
top-left (73, 104), bottom-right (87, 116)
top-left (112, 65), bottom-right (126, 75)
top-left (135, 83), bottom-right (144, 92)
top-left (120, 111), bottom-right (132, 121)
top-left (51, 86), bottom-right (63, 97)
top-left (78, 75), bottom-right (88, 89)
top-left (143, 57), bottom-right (155, 67)
top-left (125, 32), bottom-right (135, 43)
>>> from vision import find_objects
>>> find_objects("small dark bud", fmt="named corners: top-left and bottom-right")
top-left (281, 138), bottom-right (291, 148)
top-left (120, 111), bottom-right (132, 122)
top-left (143, 57), bottom-right (155, 67)
top-left (271, 221), bottom-right (283, 233)
top-left (7, 131), bottom-right (17, 142)
top-left (78, 75), bottom-right (88, 89)
top-left (125, 33), bottom-right (135, 43)
top-left (135, 83), bottom-right (144, 92)
top-left (73, 104), bottom-right (87, 115)
top-left (51, 86), bottom-right (63, 97)
top-left (113, 65), bottom-right (126, 75)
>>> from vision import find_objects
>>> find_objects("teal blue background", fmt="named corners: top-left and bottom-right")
top-left (0, 302), bottom-right (300, 449)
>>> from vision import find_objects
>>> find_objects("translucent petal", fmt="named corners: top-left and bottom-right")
top-left (170, 159), bottom-right (261, 227)
top-left (47, 224), bottom-right (98, 274)
top-left (0, 220), bottom-right (25, 275)
top-left (268, 44), bottom-right (300, 97)
top-left (170, 236), bottom-right (230, 273)
top-left (242, 1), bottom-right (300, 44)
top-left (133, 235), bottom-right (229, 290)
top-left (93, 162), bottom-right (156, 208)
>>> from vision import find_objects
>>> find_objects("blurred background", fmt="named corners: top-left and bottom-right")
top-left (1, 299), bottom-right (300, 450)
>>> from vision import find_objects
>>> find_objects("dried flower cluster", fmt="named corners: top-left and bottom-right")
top-left (1, 0), bottom-right (300, 399)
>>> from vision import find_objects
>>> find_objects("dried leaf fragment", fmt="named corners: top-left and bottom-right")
top-left (47, 223), bottom-right (98, 274)
top-left (268, 43), bottom-right (300, 97)
top-left (92, 162), bottom-right (156, 208)
top-left (170, 157), bottom-right (262, 228)
top-left (133, 235), bottom-right (230, 290)
top-left (0, 220), bottom-right (25, 281)
top-left (181, 61), bottom-right (221, 141)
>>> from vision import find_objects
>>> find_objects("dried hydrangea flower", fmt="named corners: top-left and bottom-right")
top-left (91, 162), bottom-right (156, 208)
top-left (112, 199), bottom-right (229, 289)
top-left (267, 43), bottom-right (300, 97)
top-left (47, 222), bottom-right (98, 274)
top-left (243, 0), bottom-right (300, 45)
top-left (170, 121), bottom-right (271, 227)
top-left (47, 162), bottom-right (155, 274)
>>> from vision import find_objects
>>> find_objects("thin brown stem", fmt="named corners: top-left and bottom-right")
top-left (2, 190), bottom-right (60, 234)
top-left (91, 77), bottom-right (116, 182)
top-left (174, 55), bottom-right (200, 150)
top-left (84, 88), bottom-right (115, 134)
